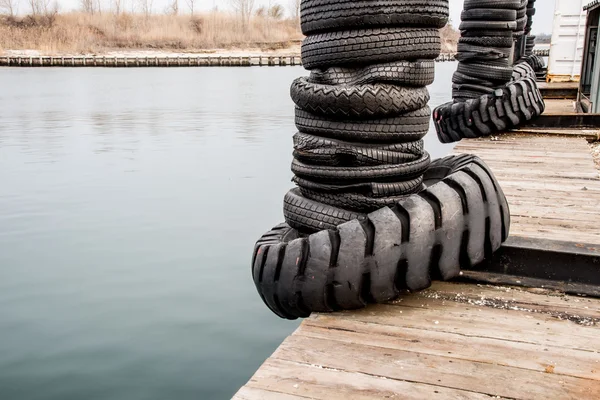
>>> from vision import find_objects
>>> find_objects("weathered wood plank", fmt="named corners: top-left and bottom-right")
top-left (300, 321), bottom-right (600, 380)
top-left (274, 335), bottom-right (600, 400)
top-left (242, 358), bottom-right (501, 400)
top-left (420, 282), bottom-right (600, 316)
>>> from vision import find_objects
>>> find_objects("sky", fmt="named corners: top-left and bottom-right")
top-left (17, 0), bottom-right (557, 34)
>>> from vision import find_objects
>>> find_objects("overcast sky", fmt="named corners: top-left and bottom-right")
top-left (26, 0), bottom-right (557, 35)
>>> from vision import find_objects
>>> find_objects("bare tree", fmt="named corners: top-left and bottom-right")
top-left (113, 0), bottom-right (122, 14)
top-left (167, 0), bottom-right (178, 14)
top-left (186, 0), bottom-right (196, 15)
top-left (81, 0), bottom-right (95, 14)
top-left (0, 0), bottom-right (18, 16)
top-left (229, 0), bottom-right (255, 29)
top-left (288, 0), bottom-right (300, 21)
top-left (139, 0), bottom-right (153, 16)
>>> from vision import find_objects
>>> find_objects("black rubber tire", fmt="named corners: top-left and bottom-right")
top-left (456, 62), bottom-right (513, 82)
top-left (461, 8), bottom-right (517, 21)
top-left (293, 132), bottom-right (424, 166)
top-left (461, 30), bottom-right (513, 38)
top-left (301, 28), bottom-right (441, 70)
top-left (464, 0), bottom-right (521, 9)
top-left (457, 43), bottom-right (511, 59)
top-left (434, 77), bottom-right (545, 143)
top-left (452, 71), bottom-right (495, 87)
top-left (300, 0), bottom-right (449, 34)
top-left (453, 83), bottom-right (496, 95)
top-left (255, 154), bottom-right (510, 319)
top-left (299, 188), bottom-right (415, 212)
top-left (455, 49), bottom-right (510, 63)
top-left (293, 176), bottom-right (424, 197)
top-left (291, 152), bottom-right (430, 183)
top-left (295, 107), bottom-right (430, 143)
top-left (291, 78), bottom-right (430, 118)
top-left (512, 62), bottom-right (535, 80)
top-left (459, 20), bottom-right (517, 31)
top-left (515, 15), bottom-right (527, 31)
top-left (309, 60), bottom-right (435, 87)
top-left (459, 36), bottom-right (514, 47)
top-left (283, 188), bottom-right (364, 233)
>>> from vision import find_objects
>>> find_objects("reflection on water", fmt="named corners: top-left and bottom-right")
top-left (0, 63), bottom-right (456, 400)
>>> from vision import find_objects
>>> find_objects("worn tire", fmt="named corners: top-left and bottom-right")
top-left (300, 0), bottom-right (449, 34)
top-left (301, 28), bottom-right (441, 70)
top-left (459, 20), bottom-right (517, 31)
top-left (291, 152), bottom-right (430, 183)
top-left (434, 77), bottom-right (545, 143)
top-left (309, 60), bottom-right (435, 87)
top-left (459, 36), bottom-right (514, 48)
top-left (291, 78), bottom-right (430, 118)
top-left (293, 176), bottom-right (424, 198)
top-left (255, 155), bottom-right (510, 319)
top-left (512, 62), bottom-right (535, 80)
top-left (456, 62), bottom-right (513, 82)
top-left (293, 132), bottom-right (424, 166)
top-left (295, 107), bottom-right (430, 143)
top-left (452, 71), bottom-right (495, 87)
top-left (464, 0), bottom-right (521, 9)
top-left (461, 8), bottom-right (517, 21)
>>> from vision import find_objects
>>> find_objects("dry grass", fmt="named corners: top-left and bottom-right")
top-left (0, 12), bottom-right (303, 54)
top-left (0, 12), bottom-right (460, 55)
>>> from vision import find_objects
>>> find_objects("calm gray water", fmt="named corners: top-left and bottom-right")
top-left (0, 62), bottom-right (456, 400)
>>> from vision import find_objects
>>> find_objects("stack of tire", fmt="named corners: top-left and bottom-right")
top-left (251, 0), bottom-right (511, 320)
top-left (522, 0), bottom-right (547, 79)
top-left (451, 0), bottom-right (520, 102)
top-left (287, 0), bottom-right (450, 231)
top-left (433, 0), bottom-right (545, 143)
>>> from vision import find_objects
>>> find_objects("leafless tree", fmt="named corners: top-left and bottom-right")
top-left (229, 0), bottom-right (255, 29)
top-left (0, 0), bottom-right (18, 16)
top-left (288, 0), bottom-right (300, 21)
top-left (139, 0), bottom-right (153, 16)
top-left (113, 0), bottom-right (122, 14)
top-left (186, 0), bottom-right (196, 15)
top-left (166, 0), bottom-right (178, 15)
top-left (81, 0), bottom-right (95, 13)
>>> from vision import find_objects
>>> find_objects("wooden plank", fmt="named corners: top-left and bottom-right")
top-left (422, 282), bottom-right (600, 316)
top-left (300, 321), bottom-right (600, 380)
top-left (273, 335), bottom-right (600, 400)
top-left (324, 301), bottom-right (600, 351)
top-left (234, 385), bottom-right (308, 399)
top-left (242, 358), bottom-right (500, 400)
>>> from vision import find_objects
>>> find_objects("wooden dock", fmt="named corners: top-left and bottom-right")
top-left (0, 53), bottom-right (457, 68)
top-left (235, 132), bottom-right (600, 399)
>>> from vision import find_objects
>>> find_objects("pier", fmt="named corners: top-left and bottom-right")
top-left (235, 111), bottom-right (600, 399)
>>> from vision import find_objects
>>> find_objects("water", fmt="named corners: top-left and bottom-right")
top-left (0, 62), bottom-right (456, 400)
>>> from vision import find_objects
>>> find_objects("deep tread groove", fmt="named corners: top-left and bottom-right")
top-left (429, 244), bottom-right (444, 281)
top-left (329, 229), bottom-right (341, 268)
top-left (463, 169), bottom-right (488, 202)
top-left (394, 259), bottom-right (409, 291)
top-left (273, 245), bottom-right (287, 282)
top-left (418, 191), bottom-right (443, 229)
top-left (297, 239), bottom-right (310, 276)
top-left (360, 272), bottom-right (374, 304)
top-left (445, 179), bottom-right (469, 214)
top-left (391, 205), bottom-right (411, 243)
top-left (258, 246), bottom-right (269, 283)
top-left (325, 284), bottom-right (341, 311)
top-left (459, 230), bottom-right (472, 268)
top-left (484, 217), bottom-right (493, 260)
top-left (361, 218), bottom-right (376, 257)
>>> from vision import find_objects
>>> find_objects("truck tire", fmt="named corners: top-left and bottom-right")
top-left (301, 0), bottom-right (449, 34)
top-left (254, 155), bottom-right (510, 319)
